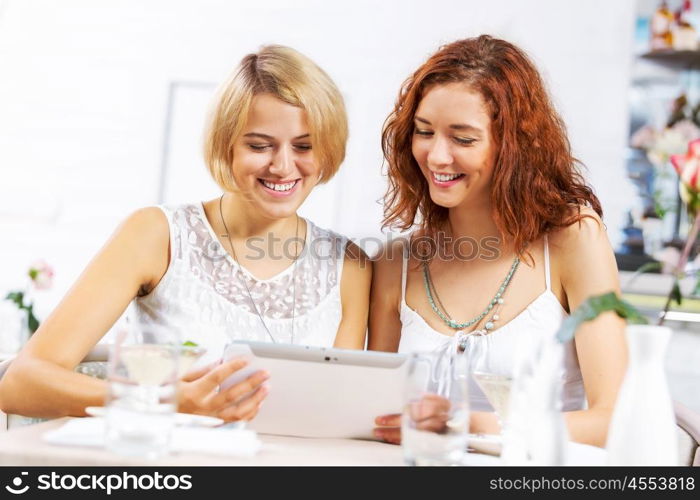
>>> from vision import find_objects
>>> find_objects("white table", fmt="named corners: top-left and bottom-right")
top-left (0, 417), bottom-right (606, 466)
top-left (0, 418), bottom-right (404, 466)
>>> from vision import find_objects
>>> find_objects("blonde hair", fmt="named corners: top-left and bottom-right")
top-left (204, 45), bottom-right (348, 191)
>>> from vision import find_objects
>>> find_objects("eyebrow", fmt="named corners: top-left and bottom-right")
top-left (243, 132), bottom-right (311, 140)
top-left (414, 116), bottom-right (483, 134)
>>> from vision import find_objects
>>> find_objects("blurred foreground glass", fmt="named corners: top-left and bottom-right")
top-left (104, 325), bottom-right (180, 459)
top-left (401, 350), bottom-right (469, 466)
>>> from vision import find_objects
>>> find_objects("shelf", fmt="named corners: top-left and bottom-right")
top-left (639, 50), bottom-right (700, 69)
top-left (615, 252), bottom-right (660, 273)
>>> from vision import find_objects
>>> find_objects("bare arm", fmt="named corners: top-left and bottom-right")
top-left (0, 208), bottom-right (169, 417)
top-left (333, 242), bottom-right (372, 350)
top-left (0, 207), bottom-right (270, 422)
top-left (556, 211), bottom-right (627, 447)
top-left (468, 214), bottom-right (627, 447)
top-left (471, 212), bottom-right (627, 446)
top-left (368, 240), bottom-right (404, 352)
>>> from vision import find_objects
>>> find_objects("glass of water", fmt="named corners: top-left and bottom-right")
top-left (104, 324), bottom-right (179, 459)
top-left (401, 350), bottom-right (469, 466)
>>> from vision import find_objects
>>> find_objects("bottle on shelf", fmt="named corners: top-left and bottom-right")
top-left (651, 0), bottom-right (675, 50)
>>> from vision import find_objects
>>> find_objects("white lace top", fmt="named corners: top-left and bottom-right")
top-left (397, 236), bottom-right (585, 412)
top-left (129, 203), bottom-right (349, 363)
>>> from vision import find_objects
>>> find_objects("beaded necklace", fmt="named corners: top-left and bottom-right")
top-left (422, 257), bottom-right (520, 332)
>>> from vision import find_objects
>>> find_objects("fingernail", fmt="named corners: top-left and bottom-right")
top-left (375, 417), bottom-right (384, 425)
top-left (373, 429), bottom-right (383, 437)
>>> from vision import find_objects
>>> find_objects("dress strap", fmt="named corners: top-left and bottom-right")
top-left (544, 234), bottom-right (552, 291)
top-left (401, 239), bottom-right (409, 304)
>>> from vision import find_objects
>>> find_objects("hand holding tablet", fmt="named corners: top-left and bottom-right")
top-left (219, 341), bottom-right (408, 439)
top-left (220, 343), bottom-right (269, 392)
top-left (178, 356), bottom-right (269, 422)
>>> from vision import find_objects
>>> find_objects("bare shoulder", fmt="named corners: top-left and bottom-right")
top-left (112, 207), bottom-right (170, 289)
top-left (344, 240), bottom-right (371, 267)
top-left (548, 206), bottom-right (606, 251)
top-left (548, 205), bottom-right (619, 298)
top-left (370, 234), bottom-right (410, 308)
top-left (119, 207), bottom-right (169, 241)
top-left (341, 240), bottom-right (372, 290)
top-left (372, 235), bottom-right (408, 278)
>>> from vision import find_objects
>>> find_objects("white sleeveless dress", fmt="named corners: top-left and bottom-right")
top-left (397, 236), bottom-right (585, 412)
top-left (129, 203), bottom-right (349, 363)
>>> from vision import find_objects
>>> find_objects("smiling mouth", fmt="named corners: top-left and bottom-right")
top-left (431, 172), bottom-right (465, 185)
top-left (258, 178), bottom-right (300, 192)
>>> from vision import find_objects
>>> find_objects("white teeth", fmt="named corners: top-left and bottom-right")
top-left (433, 173), bottom-right (462, 182)
top-left (262, 180), bottom-right (296, 192)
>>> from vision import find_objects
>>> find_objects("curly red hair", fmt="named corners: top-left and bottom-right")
top-left (382, 35), bottom-right (602, 255)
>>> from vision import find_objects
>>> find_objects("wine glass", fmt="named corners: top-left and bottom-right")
top-left (104, 324), bottom-right (179, 458)
top-left (178, 343), bottom-right (206, 377)
top-left (461, 331), bottom-right (513, 432)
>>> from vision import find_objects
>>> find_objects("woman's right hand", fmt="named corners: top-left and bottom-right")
top-left (178, 358), bottom-right (270, 422)
top-left (374, 414), bottom-right (402, 444)
top-left (374, 394), bottom-right (452, 445)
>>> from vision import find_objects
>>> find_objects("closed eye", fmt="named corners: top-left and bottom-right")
top-left (248, 143), bottom-right (272, 151)
top-left (454, 137), bottom-right (476, 146)
top-left (414, 128), bottom-right (433, 137)
top-left (293, 143), bottom-right (312, 152)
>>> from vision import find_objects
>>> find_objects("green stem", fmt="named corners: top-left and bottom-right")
top-left (658, 215), bottom-right (700, 325)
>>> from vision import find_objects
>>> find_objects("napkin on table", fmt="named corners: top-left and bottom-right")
top-left (43, 417), bottom-right (261, 458)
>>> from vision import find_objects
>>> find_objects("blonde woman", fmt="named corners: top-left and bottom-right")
top-left (0, 46), bottom-right (370, 422)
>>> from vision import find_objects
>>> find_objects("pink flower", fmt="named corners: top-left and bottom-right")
top-left (630, 125), bottom-right (657, 150)
top-left (642, 120), bottom-right (700, 168)
top-left (670, 138), bottom-right (700, 216)
top-left (653, 246), bottom-right (682, 274)
top-left (28, 260), bottom-right (54, 290)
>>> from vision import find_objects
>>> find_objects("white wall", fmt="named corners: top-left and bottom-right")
top-left (0, 0), bottom-right (636, 321)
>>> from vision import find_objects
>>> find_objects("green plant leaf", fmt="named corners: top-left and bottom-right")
top-left (26, 305), bottom-right (40, 334)
top-left (556, 292), bottom-right (648, 343)
top-left (635, 261), bottom-right (663, 274)
top-left (182, 340), bottom-right (199, 347)
top-left (4, 291), bottom-right (24, 308)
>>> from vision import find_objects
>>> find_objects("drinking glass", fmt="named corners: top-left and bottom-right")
top-left (463, 332), bottom-right (513, 431)
top-left (104, 324), bottom-right (179, 459)
top-left (178, 343), bottom-right (206, 377)
top-left (401, 350), bottom-right (469, 466)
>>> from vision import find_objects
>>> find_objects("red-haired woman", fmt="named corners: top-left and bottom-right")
top-left (369, 35), bottom-right (625, 448)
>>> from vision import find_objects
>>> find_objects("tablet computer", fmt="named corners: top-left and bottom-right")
top-left (222, 341), bottom-right (408, 439)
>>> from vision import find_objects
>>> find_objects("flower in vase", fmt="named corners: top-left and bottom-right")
top-left (637, 120), bottom-right (700, 168)
top-left (3, 260), bottom-right (54, 336)
top-left (670, 138), bottom-right (700, 217)
top-left (28, 260), bottom-right (54, 291)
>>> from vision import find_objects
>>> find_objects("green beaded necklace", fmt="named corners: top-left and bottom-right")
top-left (422, 257), bottom-right (520, 331)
